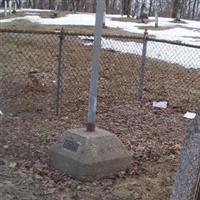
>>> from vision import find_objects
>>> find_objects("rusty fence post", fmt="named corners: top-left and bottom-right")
top-left (56, 28), bottom-right (64, 116)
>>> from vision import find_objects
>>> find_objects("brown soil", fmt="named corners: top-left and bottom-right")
top-left (0, 20), bottom-right (141, 37)
top-left (0, 31), bottom-right (200, 200)
top-left (136, 25), bottom-right (172, 31)
top-left (0, 10), bottom-right (68, 20)
top-left (112, 17), bottom-right (153, 24)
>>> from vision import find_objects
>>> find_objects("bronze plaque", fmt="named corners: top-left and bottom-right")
top-left (63, 139), bottom-right (79, 152)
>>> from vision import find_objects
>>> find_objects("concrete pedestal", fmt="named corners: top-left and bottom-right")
top-left (49, 128), bottom-right (131, 179)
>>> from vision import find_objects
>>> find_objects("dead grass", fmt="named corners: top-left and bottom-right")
top-left (0, 11), bottom-right (26, 19)
top-left (0, 10), bottom-right (68, 19)
top-left (38, 11), bottom-right (69, 18)
top-left (0, 19), bottom-right (142, 37)
top-left (136, 25), bottom-right (172, 31)
top-left (112, 17), bottom-right (153, 24)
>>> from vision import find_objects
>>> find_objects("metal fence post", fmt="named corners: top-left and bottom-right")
top-left (138, 29), bottom-right (148, 100)
top-left (86, 0), bottom-right (104, 132)
top-left (56, 28), bottom-right (64, 116)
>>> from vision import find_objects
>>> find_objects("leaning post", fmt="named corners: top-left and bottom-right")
top-left (86, 0), bottom-right (104, 132)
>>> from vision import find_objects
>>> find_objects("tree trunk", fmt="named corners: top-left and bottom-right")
top-left (172, 0), bottom-right (181, 18)
top-left (155, 0), bottom-right (159, 27)
top-left (122, 0), bottom-right (131, 18)
top-left (192, 0), bottom-right (197, 19)
top-left (148, 0), bottom-right (153, 16)
top-left (61, 0), bottom-right (68, 10)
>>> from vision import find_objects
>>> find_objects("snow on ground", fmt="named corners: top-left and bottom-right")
top-left (1, 11), bottom-right (200, 45)
top-left (80, 36), bottom-right (200, 69)
top-left (0, 10), bottom-right (200, 68)
top-left (102, 39), bottom-right (200, 69)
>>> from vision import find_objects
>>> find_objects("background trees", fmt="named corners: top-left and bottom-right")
top-left (1, 0), bottom-right (199, 20)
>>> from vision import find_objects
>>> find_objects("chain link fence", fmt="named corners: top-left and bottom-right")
top-left (0, 28), bottom-right (200, 117)
top-left (142, 38), bottom-right (200, 112)
top-left (0, 29), bottom-right (142, 117)
top-left (0, 30), bottom-right (59, 115)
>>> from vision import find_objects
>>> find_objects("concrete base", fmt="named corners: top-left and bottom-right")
top-left (49, 128), bottom-right (131, 179)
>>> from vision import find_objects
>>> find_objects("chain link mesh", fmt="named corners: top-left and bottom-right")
top-left (0, 29), bottom-right (200, 117)
top-left (144, 39), bottom-right (200, 112)
top-left (0, 31), bottom-right (59, 115)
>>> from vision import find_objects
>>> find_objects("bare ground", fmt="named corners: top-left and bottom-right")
top-left (0, 30), bottom-right (200, 200)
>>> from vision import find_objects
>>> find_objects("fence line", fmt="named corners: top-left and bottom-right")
top-left (0, 28), bottom-right (200, 116)
top-left (147, 38), bottom-right (200, 49)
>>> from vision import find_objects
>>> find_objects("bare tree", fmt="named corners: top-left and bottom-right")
top-left (172, 0), bottom-right (181, 20)
top-left (122, 0), bottom-right (132, 17)
top-left (149, 0), bottom-right (153, 16)
top-left (155, 0), bottom-right (159, 27)
top-left (192, 0), bottom-right (198, 19)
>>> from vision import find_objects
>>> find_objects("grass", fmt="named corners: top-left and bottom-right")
top-left (112, 17), bottom-right (153, 24)
top-left (0, 11), bottom-right (145, 37)
top-left (0, 10), bottom-right (68, 19)
top-left (0, 11), bottom-right (26, 19)
top-left (0, 19), bottom-right (143, 37)
top-left (136, 25), bottom-right (172, 31)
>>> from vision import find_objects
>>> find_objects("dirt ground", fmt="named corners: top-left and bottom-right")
top-left (0, 26), bottom-right (200, 199)
top-left (0, 103), bottom-right (191, 200)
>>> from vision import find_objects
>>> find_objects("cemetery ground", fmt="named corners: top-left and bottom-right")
top-left (1, 32), bottom-right (200, 200)
top-left (0, 10), bottom-right (131, 34)
top-left (0, 10), bottom-right (181, 36)
top-left (1, 10), bottom-right (200, 200)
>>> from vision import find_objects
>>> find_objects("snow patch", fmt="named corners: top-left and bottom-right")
top-left (79, 35), bottom-right (199, 68)
top-left (1, 12), bottom-right (200, 45)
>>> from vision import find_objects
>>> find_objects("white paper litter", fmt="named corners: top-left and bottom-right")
top-left (183, 112), bottom-right (196, 119)
top-left (153, 101), bottom-right (168, 109)
top-left (0, 110), bottom-right (3, 116)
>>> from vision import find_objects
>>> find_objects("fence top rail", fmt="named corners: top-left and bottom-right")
top-left (147, 37), bottom-right (200, 49)
top-left (1, 28), bottom-right (200, 48)
top-left (0, 28), bottom-right (143, 40)
top-left (0, 28), bottom-right (61, 35)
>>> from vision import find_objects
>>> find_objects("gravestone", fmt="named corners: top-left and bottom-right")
top-left (49, 128), bottom-right (131, 179)
top-left (171, 116), bottom-right (200, 200)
